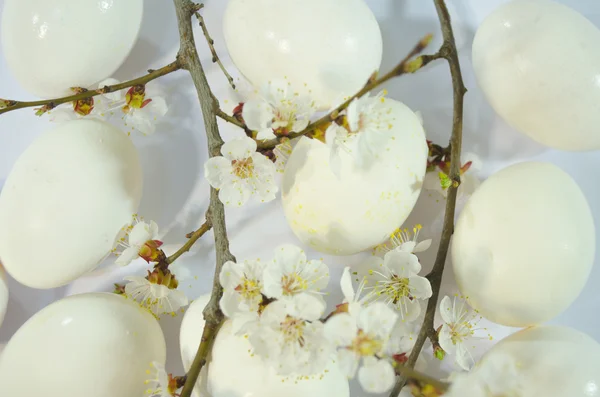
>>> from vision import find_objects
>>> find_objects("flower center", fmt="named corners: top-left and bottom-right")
top-left (380, 275), bottom-right (411, 304)
top-left (232, 157), bottom-right (255, 179)
top-left (235, 277), bottom-right (261, 300)
top-left (281, 315), bottom-right (306, 346)
top-left (281, 273), bottom-right (308, 296)
top-left (449, 322), bottom-right (473, 345)
top-left (351, 330), bottom-right (383, 356)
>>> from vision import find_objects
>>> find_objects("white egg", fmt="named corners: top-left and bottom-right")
top-left (180, 303), bottom-right (349, 397)
top-left (0, 119), bottom-right (142, 289)
top-left (452, 162), bottom-right (595, 327)
top-left (0, 265), bottom-right (8, 327)
top-left (481, 326), bottom-right (600, 397)
top-left (223, 0), bottom-right (382, 109)
top-left (1, 0), bottom-right (143, 98)
top-left (472, 0), bottom-right (600, 151)
top-left (0, 292), bottom-right (166, 397)
top-left (282, 99), bottom-right (428, 255)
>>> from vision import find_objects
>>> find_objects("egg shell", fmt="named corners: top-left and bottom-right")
top-left (0, 119), bottom-right (143, 289)
top-left (481, 326), bottom-right (600, 397)
top-left (282, 99), bottom-right (428, 255)
top-left (0, 293), bottom-right (166, 397)
top-left (0, 266), bottom-right (7, 327)
top-left (472, 0), bottom-right (600, 151)
top-left (223, 0), bottom-right (382, 109)
top-left (180, 303), bottom-right (350, 397)
top-left (1, 0), bottom-right (143, 98)
top-left (452, 162), bottom-right (595, 327)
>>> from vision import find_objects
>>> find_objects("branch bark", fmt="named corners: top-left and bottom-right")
top-left (0, 61), bottom-right (182, 115)
top-left (172, 1), bottom-right (236, 396)
top-left (390, 0), bottom-right (467, 395)
top-left (166, 219), bottom-right (213, 264)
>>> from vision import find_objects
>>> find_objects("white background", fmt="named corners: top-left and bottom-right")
top-left (0, 0), bottom-right (599, 395)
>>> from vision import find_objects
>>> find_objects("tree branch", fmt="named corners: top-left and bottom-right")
top-left (390, 0), bottom-right (467, 395)
top-left (166, 219), bottom-right (213, 264)
top-left (172, 1), bottom-right (236, 397)
top-left (0, 61), bottom-right (182, 115)
top-left (194, 9), bottom-right (236, 89)
top-left (255, 34), bottom-right (440, 150)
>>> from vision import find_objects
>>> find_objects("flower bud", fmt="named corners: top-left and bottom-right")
top-left (138, 240), bottom-right (164, 263)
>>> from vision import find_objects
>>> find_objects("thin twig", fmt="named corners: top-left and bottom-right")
top-left (255, 34), bottom-right (440, 150)
top-left (172, 1), bottom-right (236, 397)
top-left (0, 61), bottom-right (182, 115)
top-left (216, 108), bottom-right (245, 129)
top-left (389, 1), bottom-right (467, 396)
top-left (166, 220), bottom-right (212, 264)
top-left (194, 10), bottom-right (236, 89)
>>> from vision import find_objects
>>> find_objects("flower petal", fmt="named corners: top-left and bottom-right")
top-left (324, 312), bottom-right (357, 347)
top-left (439, 295), bottom-right (454, 324)
top-left (243, 99), bottom-right (274, 132)
top-left (288, 293), bottom-right (325, 321)
top-left (221, 136), bottom-right (257, 161)
top-left (219, 260), bottom-right (243, 290)
top-left (409, 275), bottom-right (433, 299)
top-left (456, 342), bottom-right (474, 371)
top-left (358, 302), bottom-right (398, 340)
top-left (126, 110), bottom-right (156, 135)
top-left (413, 239), bottom-right (432, 253)
top-left (129, 221), bottom-right (155, 246)
top-left (273, 244), bottom-right (306, 275)
top-left (204, 156), bottom-right (233, 190)
top-left (383, 250), bottom-right (421, 277)
top-left (335, 348), bottom-right (360, 378)
top-left (303, 259), bottom-right (329, 291)
top-left (116, 247), bottom-right (139, 266)
top-left (219, 290), bottom-right (242, 318)
top-left (218, 181), bottom-right (251, 207)
top-left (98, 78), bottom-right (123, 101)
top-left (340, 267), bottom-right (355, 303)
top-left (438, 324), bottom-right (457, 356)
top-left (256, 128), bottom-right (277, 141)
top-left (400, 298), bottom-right (422, 323)
top-left (358, 357), bottom-right (396, 393)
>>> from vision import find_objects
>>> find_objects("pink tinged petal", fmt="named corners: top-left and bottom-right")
top-left (409, 275), bottom-right (433, 299)
top-left (455, 342), bottom-right (474, 371)
top-left (383, 250), bottom-right (421, 277)
top-left (438, 324), bottom-right (456, 355)
top-left (358, 357), bottom-right (396, 394)
top-left (221, 136), bottom-right (257, 161)
top-left (358, 302), bottom-right (398, 339)
top-left (324, 312), bottom-right (357, 347)
top-left (204, 156), bottom-right (233, 190)
top-left (440, 295), bottom-right (455, 324)
top-left (340, 267), bottom-right (357, 303)
top-left (335, 349), bottom-right (361, 378)
top-left (414, 239), bottom-right (432, 253)
top-left (288, 293), bottom-right (326, 321)
top-left (218, 181), bottom-right (251, 207)
top-left (116, 247), bottom-right (139, 266)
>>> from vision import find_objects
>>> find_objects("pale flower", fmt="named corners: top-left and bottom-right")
top-left (248, 294), bottom-right (329, 376)
top-left (242, 80), bottom-right (316, 140)
top-left (98, 78), bottom-right (168, 135)
top-left (262, 244), bottom-right (329, 305)
top-left (124, 274), bottom-right (189, 316)
top-left (438, 295), bottom-right (492, 371)
top-left (144, 361), bottom-right (180, 397)
top-left (48, 95), bottom-right (107, 122)
top-left (362, 250), bottom-right (432, 322)
top-left (204, 136), bottom-right (278, 207)
top-left (339, 266), bottom-right (369, 315)
top-left (219, 259), bottom-right (266, 330)
top-left (273, 138), bottom-right (294, 173)
top-left (445, 352), bottom-right (522, 397)
top-left (115, 220), bottom-right (160, 266)
top-left (324, 302), bottom-right (398, 393)
top-left (373, 224), bottom-right (433, 256)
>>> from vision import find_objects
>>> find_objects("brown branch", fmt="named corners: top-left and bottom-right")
top-left (194, 9), bottom-right (236, 89)
top-left (0, 61), bottom-right (182, 115)
top-left (390, 0), bottom-right (467, 395)
top-left (255, 34), bottom-right (440, 150)
top-left (172, 1), bottom-right (236, 397)
top-left (166, 219), bottom-right (212, 264)
top-left (216, 108), bottom-right (245, 129)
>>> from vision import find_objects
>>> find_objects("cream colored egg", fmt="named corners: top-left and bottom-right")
top-left (180, 294), bottom-right (211, 397)
top-left (0, 265), bottom-right (8, 327)
top-left (0, 293), bottom-right (166, 397)
top-left (223, 0), bottom-right (382, 109)
top-left (282, 99), bottom-right (427, 255)
top-left (0, 119), bottom-right (142, 289)
top-left (452, 162), bottom-right (595, 327)
top-left (481, 326), bottom-right (600, 397)
top-left (472, 0), bottom-right (600, 151)
top-left (1, 0), bottom-right (143, 98)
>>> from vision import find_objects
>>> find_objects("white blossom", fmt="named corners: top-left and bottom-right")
top-left (242, 80), bottom-right (316, 141)
top-left (361, 250), bottom-right (432, 322)
top-left (262, 244), bottom-right (329, 305)
top-left (115, 220), bottom-right (160, 266)
top-left (339, 266), bottom-right (369, 315)
top-left (204, 136), bottom-right (278, 207)
top-left (124, 274), bottom-right (189, 316)
top-left (324, 302), bottom-right (398, 393)
top-left (98, 78), bottom-right (168, 135)
top-left (144, 361), bottom-right (178, 397)
top-left (438, 295), bottom-right (492, 371)
top-left (373, 224), bottom-right (433, 256)
top-left (273, 138), bottom-right (294, 173)
top-left (248, 295), bottom-right (329, 376)
top-left (48, 98), bottom-right (107, 122)
top-left (445, 352), bottom-right (522, 397)
top-left (219, 259), bottom-right (266, 331)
